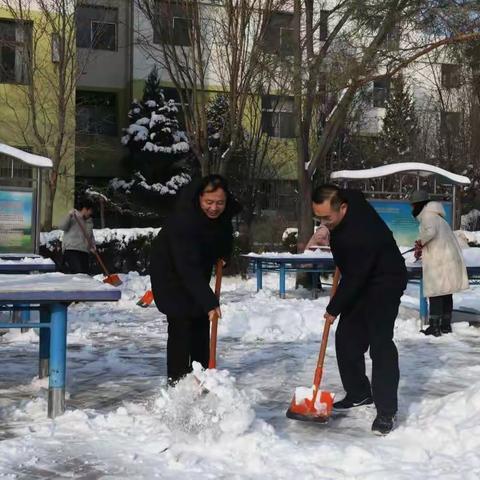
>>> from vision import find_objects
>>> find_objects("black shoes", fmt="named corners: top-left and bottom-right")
top-left (333, 395), bottom-right (373, 410)
top-left (441, 313), bottom-right (452, 334)
top-left (421, 316), bottom-right (442, 337)
top-left (371, 413), bottom-right (396, 435)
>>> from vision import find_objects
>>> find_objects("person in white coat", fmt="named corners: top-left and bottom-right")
top-left (410, 190), bottom-right (469, 336)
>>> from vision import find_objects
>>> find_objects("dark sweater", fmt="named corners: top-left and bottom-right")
top-left (150, 180), bottom-right (240, 318)
top-left (326, 190), bottom-right (407, 317)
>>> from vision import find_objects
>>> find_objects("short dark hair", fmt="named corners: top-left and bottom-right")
top-left (312, 184), bottom-right (345, 211)
top-left (76, 196), bottom-right (95, 211)
top-left (198, 174), bottom-right (230, 196)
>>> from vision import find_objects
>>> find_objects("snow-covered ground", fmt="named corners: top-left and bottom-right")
top-left (1, 272), bottom-right (480, 479)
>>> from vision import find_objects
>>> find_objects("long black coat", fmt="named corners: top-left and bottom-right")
top-left (150, 181), bottom-right (240, 318)
top-left (326, 190), bottom-right (408, 317)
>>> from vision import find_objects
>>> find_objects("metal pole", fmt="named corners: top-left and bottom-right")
top-left (39, 306), bottom-right (50, 378)
top-left (48, 303), bottom-right (67, 418)
top-left (35, 167), bottom-right (42, 254)
top-left (452, 185), bottom-right (457, 228)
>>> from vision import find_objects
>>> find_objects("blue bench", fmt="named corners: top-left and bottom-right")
top-left (0, 273), bottom-right (121, 418)
top-left (243, 253), bottom-right (336, 298)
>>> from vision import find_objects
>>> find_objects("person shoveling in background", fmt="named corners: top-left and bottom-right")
top-left (410, 190), bottom-right (468, 337)
top-left (312, 185), bottom-right (408, 435)
top-left (305, 224), bottom-right (330, 250)
top-left (59, 197), bottom-right (95, 274)
top-left (150, 175), bottom-right (241, 386)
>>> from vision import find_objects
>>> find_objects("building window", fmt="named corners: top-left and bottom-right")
top-left (51, 33), bottom-right (60, 62)
top-left (261, 95), bottom-right (295, 138)
top-left (319, 10), bottom-right (329, 42)
top-left (382, 26), bottom-right (400, 50)
top-left (372, 78), bottom-right (390, 108)
top-left (441, 64), bottom-right (461, 89)
top-left (91, 21), bottom-right (116, 51)
top-left (76, 90), bottom-right (117, 136)
top-left (153, 2), bottom-right (192, 47)
top-left (76, 6), bottom-right (118, 51)
top-left (0, 18), bottom-right (32, 85)
top-left (262, 12), bottom-right (294, 57)
top-left (440, 111), bottom-right (462, 138)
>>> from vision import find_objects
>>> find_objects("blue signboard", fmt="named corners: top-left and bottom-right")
top-left (0, 188), bottom-right (35, 253)
top-left (369, 199), bottom-right (453, 248)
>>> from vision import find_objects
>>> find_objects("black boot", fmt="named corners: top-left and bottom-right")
top-left (441, 313), bottom-right (452, 334)
top-left (372, 413), bottom-right (396, 435)
top-left (420, 316), bottom-right (442, 337)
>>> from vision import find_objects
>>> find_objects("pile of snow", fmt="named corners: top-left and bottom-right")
top-left (152, 363), bottom-right (257, 438)
top-left (40, 227), bottom-right (161, 250)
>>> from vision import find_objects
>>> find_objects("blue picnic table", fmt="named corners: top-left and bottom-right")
top-left (0, 254), bottom-right (57, 332)
top-left (243, 252), bottom-right (335, 298)
top-left (0, 254), bottom-right (56, 273)
top-left (244, 251), bottom-right (480, 324)
top-left (0, 273), bottom-right (121, 418)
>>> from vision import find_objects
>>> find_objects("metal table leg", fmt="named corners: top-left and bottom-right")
top-left (48, 303), bottom-right (67, 418)
top-left (39, 306), bottom-right (50, 379)
top-left (256, 259), bottom-right (263, 291)
top-left (279, 264), bottom-right (286, 299)
top-left (419, 278), bottom-right (428, 327)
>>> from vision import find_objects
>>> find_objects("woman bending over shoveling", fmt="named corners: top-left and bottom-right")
top-left (150, 175), bottom-right (241, 385)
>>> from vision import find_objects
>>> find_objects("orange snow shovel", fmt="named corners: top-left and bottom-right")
top-left (208, 259), bottom-right (223, 369)
top-left (73, 212), bottom-right (122, 287)
top-left (286, 267), bottom-right (340, 423)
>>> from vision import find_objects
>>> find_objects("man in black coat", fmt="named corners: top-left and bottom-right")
top-left (312, 185), bottom-right (407, 435)
top-left (150, 175), bottom-right (241, 384)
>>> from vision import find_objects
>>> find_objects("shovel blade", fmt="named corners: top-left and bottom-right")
top-left (137, 290), bottom-right (154, 307)
top-left (103, 274), bottom-right (122, 287)
top-left (285, 390), bottom-right (334, 423)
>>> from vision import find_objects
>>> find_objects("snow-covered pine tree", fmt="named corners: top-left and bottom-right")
top-left (379, 75), bottom-right (419, 165)
top-left (109, 68), bottom-right (195, 224)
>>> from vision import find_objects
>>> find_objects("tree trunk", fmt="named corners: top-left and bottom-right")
top-left (43, 182), bottom-right (55, 231)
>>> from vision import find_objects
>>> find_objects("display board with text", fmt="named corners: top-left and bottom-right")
top-left (369, 199), bottom-right (453, 247)
top-left (0, 187), bottom-right (35, 253)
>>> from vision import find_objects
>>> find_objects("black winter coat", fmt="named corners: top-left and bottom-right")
top-left (150, 180), bottom-right (240, 318)
top-left (326, 190), bottom-right (408, 317)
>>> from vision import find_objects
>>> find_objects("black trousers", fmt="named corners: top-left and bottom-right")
top-left (63, 250), bottom-right (90, 274)
top-left (429, 294), bottom-right (453, 317)
top-left (166, 314), bottom-right (210, 382)
top-left (335, 286), bottom-right (403, 416)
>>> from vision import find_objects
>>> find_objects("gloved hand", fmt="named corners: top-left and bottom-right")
top-left (414, 240), bottom-right (423, 260)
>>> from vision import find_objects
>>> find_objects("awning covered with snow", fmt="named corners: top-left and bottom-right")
top-left (331, 162), bottom-right (470, 186)
top-left (0, 143), bottom-right (52, 168)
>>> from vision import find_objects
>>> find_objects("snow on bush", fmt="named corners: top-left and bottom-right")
top-left (109, 172), bottom-right (191, 195)
top-left (40, 227), bottom-right (161, 250)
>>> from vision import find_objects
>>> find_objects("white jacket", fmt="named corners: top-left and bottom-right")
top-left (417, 202), bottom-right (469, 297)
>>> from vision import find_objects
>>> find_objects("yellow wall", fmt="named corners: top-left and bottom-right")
top-left (0, 8), bottom-right (76, 228)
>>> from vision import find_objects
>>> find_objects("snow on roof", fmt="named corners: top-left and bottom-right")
top-left (331, 163), bottom-right (470, 186)
top-left (0, 143), bottom-right (53, 168)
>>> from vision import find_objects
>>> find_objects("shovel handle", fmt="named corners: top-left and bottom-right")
top-left (312, 268), bottom-right (340, 389)
top-left (73, 212), bottom-right (111, 277)
top-left (208, 260), bottom-right (223, 369)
